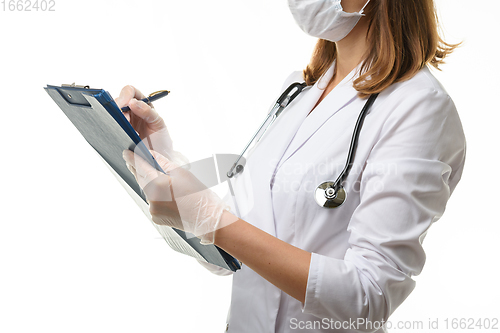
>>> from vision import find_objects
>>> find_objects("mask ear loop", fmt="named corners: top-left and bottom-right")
top-left (360, 0), bottom-right (370, 14)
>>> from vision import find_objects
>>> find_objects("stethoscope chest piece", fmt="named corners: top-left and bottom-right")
top-left (314, 182), bottom-right (347, 208)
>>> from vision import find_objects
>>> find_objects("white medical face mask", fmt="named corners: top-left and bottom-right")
top-left (288, 0), bottom-right (370, 42)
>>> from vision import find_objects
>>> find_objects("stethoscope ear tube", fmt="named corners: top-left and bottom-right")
top-left (314, 93), bottom-right (379, 208)
top-left (278, 82), bottom-right (308, 107)
top-left (227, 82), bottom-right (309, 178)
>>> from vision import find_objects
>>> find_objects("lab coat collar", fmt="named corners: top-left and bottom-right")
top-left (277, 61), bottom-right (361, 169)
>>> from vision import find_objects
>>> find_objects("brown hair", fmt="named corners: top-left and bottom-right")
top-left (303, 0), bottom-right (459, 98)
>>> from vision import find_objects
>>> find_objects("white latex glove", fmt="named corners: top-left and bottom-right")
top-left (122, 149), bottom-right (234, 245)
top-left (115, 85), bottom-right (188, 166)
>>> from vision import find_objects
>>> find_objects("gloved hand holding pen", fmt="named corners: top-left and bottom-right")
top-left (117, 85), bottom-right (236, 244)
top-left (114, 85), bottom-right (188, 166)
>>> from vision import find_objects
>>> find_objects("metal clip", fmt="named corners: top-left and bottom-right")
top-left (62, 83), bottom-right (90, 89)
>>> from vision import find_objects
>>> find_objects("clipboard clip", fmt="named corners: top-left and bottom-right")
top-left (62, 83), bottom-right (90, 89)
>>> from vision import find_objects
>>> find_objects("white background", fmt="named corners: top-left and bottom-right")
top-left (1, 0), bottom-right (499, 332)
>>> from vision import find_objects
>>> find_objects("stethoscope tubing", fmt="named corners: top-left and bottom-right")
top-left (332, 93), bottom-right (379, 191)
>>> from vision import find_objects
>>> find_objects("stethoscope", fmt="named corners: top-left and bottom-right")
top-left (227, 82), bottom-right (378, 209)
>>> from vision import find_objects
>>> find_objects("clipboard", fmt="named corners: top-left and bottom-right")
top-left (44, 83), bottom-right (241, 272)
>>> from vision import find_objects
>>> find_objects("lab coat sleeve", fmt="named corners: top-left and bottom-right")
top-left (301, 88), bottom-right (466, 330)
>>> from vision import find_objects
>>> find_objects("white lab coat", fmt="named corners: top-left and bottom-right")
top-left (199, 61), bottom-right (466, 333)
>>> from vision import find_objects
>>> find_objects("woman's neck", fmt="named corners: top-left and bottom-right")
top-left (309, 15), bottom-right (371, 115)
top-left (331, 16), bottom-right (370, 86)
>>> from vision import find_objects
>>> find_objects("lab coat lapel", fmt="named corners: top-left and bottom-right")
top-left (277, 66), bottom-right (360, 169)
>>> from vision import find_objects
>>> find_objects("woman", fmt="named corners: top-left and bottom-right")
top-left (117, 0), bottom-right (466, 331)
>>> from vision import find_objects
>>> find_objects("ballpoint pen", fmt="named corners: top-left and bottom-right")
top-left (121, 90), bottom-right (170, 112)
